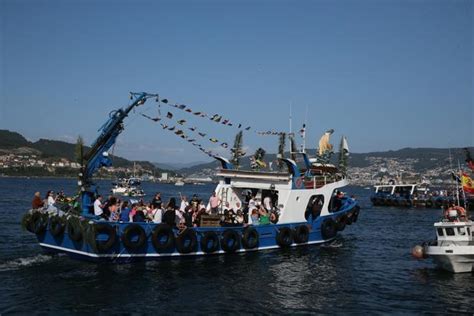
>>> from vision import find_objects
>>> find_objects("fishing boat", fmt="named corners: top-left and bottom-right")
top-left (370, 182), bottom-right (435, 208)
top-left (21, 92), bottom-right (360, 262)
top-left (412, 206), bottom-right (474, 273)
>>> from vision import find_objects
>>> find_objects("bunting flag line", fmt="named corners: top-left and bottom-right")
top-left (141, 111), bottom-right (223, 158)
top-left (140, 113), bottom-right (161, 122)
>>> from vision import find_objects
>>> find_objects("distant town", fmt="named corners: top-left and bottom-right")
top-left (1, 129), bottom-right (471, 186)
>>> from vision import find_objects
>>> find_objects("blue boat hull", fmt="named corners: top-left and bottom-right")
top-left (35, 203), bottom-right (360, 263)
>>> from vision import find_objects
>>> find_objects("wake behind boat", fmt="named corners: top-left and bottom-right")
top-left (21, 92), bottom-right (360, 262)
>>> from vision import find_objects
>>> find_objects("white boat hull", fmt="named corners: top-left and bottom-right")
top-left (426, 246), bottom-right (474, 273)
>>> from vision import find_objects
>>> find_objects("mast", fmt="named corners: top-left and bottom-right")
top-left (302, 105), bottom-right (308, 153)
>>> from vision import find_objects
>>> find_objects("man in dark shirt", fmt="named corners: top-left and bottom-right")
top-left (151, 192), bottom-right (162, 209)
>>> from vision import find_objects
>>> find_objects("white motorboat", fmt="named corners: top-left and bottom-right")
top-left (413, 207), bottom-right (474, 273)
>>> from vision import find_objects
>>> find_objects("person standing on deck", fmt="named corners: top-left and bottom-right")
top-left (32, 192), bottom-right (44, 209)
top-left (94, 195), bottom-right (104, 217)
top-left (209, 192), bottom-right (220, 214)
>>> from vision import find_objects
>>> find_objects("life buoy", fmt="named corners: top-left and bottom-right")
top-left (242, 227), bottom-right (259, 249)
top-left (175, 228), bottom-right (197, 254)
top-left (444, 206), bottom-right (467, 220)
top-left (151, 224), bottom-right (175, 252)
top-left (93, 223), bottom-right (117, 252)
top-left (293, 225), bottom-right (309, 244)
top-left (221, 229), bottom-right (241, 253)
top-left (49, 216), bottom-right (65, 237)
top-left (31, 212), bottom-right (47, 235)
top-left (276, 227), bottom-right (293, 247)
top-left (336, 215), bottom-right (347, 231)
top-left (200, 231), bottom-right (220, 253)
top-left (321, 218), bottom-right (337, 240)
top-left (67, 221), bottom-right (83, 242)
top-left (121, 224), bottom-right (147, 251)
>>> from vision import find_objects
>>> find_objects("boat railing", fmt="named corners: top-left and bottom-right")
top-left (303, 173), bottom-right (345, 189)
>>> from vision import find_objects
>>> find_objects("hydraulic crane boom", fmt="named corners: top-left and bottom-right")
top-left (79, 92), bottom-right (159, 216)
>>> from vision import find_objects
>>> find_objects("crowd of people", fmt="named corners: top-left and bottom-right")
top-left (32, 189), bottom-right (281, 228)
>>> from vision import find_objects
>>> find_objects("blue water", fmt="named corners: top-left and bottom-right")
top-left (0, 177), bottom-right (473, 314)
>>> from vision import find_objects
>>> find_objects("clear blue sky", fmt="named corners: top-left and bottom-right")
top-left (1, 0), bottom-right (472, 164)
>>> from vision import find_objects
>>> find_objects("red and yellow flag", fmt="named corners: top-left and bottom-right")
top-left (461, 172), bottom-right (474, 194)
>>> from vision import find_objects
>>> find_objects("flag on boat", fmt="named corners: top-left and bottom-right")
top-left (342, 136), bottom-right (349, 156)
top-left (461, 172), bottom-right (474, 194)
top-left (464, 148), bottom-right (474, 171)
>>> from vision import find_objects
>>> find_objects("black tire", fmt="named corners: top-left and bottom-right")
top-left (67, 221), bottom-right (83, 242)
top-left (151, 224), bottom-right (175, 252)
top-left (321, 218), bottom-right (337, 240)
top-left (242, 227), bottom-right (259, 249)
top-left (176, 229), bottom-right (197, 254)
top-left (336, 215), bottom-right (347, 231)
top-left (293, 225), bottom-right (309, 244)
top-left (121, 224), bottom-right (147, 251)
top-left (200, 231), bottom-right (220, 253)
top-left (94, 223), bottom-right (117, 252)
top-left (221, 229), bottom-right (241, 253)
top-left (276, 227), bottom-right (293, 247)
top-left (426, 200), bottom-right (434, 208)
top-left (49, 216), bottom-right (65, 237)
top-left (31, 212), bottom-right (47, 235)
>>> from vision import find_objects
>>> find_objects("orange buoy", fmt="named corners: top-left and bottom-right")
top-left (411, 245), bottom-right (425, 260)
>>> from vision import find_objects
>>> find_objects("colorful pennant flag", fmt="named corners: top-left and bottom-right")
top-left (461, 172), bottom-right (474, 194)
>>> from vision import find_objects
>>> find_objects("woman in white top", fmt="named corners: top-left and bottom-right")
top-left (152, 208), bottom-right (162, 224)
top-left (46, 190), bottom-right (55, 207)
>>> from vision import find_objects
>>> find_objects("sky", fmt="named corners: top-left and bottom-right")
top-left (1, 0), bottom-right (472, 164)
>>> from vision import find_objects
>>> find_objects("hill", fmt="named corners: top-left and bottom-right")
top-left (178, 147), bottom-right (474, 176)
top-left (0, 129), bottom-right (167, 174)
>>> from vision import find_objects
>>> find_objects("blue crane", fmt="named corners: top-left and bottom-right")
top-left (79, 92), bottom-right (159, 216)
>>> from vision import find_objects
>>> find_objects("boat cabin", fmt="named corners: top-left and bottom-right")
top-left (214, 164), bottom-right (349, 225)
top-left (373, 183), bottom-right (429, 196)
top-left (434, 222), bottom-right (473, 246)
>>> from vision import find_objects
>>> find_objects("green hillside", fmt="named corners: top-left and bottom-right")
top-left (0, 130), bottom-right (30, 148)
top-left (0, 130), bottom-right (168, 174)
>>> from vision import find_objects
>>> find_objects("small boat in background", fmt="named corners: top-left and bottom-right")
top-left (174, 180), bottom-right (185, 186)
top-left (111, 177), bottom-right (146, 197)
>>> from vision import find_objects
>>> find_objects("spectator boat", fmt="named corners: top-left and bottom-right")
top-left (22, 92), bottom-right (360, 262)
top-left (412, 206), bottom-right (474, 273)
top-left (111, 177), bottom-right (145, 197)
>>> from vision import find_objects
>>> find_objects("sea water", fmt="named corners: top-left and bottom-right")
top-left (0, 177), bottom-right (472, 314)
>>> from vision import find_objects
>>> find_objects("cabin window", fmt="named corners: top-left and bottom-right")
top-left (445, 228), bottom-right (455, 236)
top-left (437, 228), bottom-right (444, 236)
top-left (457, 227), bottom-right (466, 236)
top-left (305, 195), bottom-right (324, 221)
